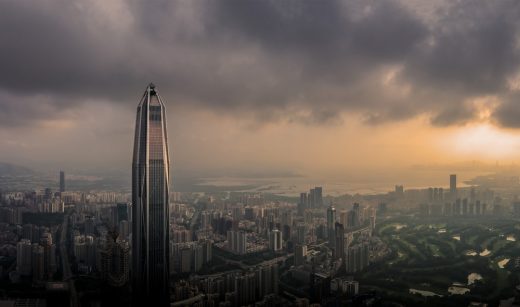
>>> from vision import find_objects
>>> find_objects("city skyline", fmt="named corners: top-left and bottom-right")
top-left (3, 1), bottom-right (520, 306)
top-left (3, 1), bottom-right (520, 180)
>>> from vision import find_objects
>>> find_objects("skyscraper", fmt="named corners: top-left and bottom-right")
top-left (132, 83), bottom-right (171, 306)
top-left (450, 174), bottom-right (457, 199)
top-left (269, 229), bottom-right (283, 252)
top-left (327, 205), bottom-right (336, 248)
top-left (59, 171), bottom-right (65, 193)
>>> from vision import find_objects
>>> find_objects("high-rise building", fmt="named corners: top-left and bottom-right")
top-left (258, 263), bottom-right (279, 297)
top-left (346, 243), bottom-right (369, 273)
top-left (227, 230), bottom-right (247, 255)
top-left (450, 174), bottom-right (457, 199)
top-left (334, 222), bottom-right (345, 260)
top-left (269, 229), bottom-right (283, 252)
top-left (59, 171), bottom-right (65, 193)
top-left (132, 83), bottom-right (171, 306)
top-left (326, 205), bottom-right (336, 248)
top-left (308, 187), bottom-right (324, 208)
top-left (309, 189), bottom-right (316, 208)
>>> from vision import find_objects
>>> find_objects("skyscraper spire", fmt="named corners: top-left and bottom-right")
top-left (132, 83), bottom-right (170, 306)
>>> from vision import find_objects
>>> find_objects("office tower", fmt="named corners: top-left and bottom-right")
top-left (269, 229), bottom-right (283, 252)
top-left (450, 174), bottom-right (457, 199)
top-left (132, 83), bottom-right (171, 306)
top-left (59, 171), bottom-right (65, 193)
top-left (294, 244), bottom-right (307, 266)
top-left (327, 205), bottom-right (336, 248)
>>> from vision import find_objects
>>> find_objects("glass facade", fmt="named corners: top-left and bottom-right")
top-left (132, 83), bottom-right (170, 306)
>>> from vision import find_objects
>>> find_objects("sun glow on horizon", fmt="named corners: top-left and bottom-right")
top-left (450, 124), bottom-right (520, 159)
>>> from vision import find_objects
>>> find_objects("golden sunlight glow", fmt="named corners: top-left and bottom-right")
top-left (450, 124), bottom-right (520, 158)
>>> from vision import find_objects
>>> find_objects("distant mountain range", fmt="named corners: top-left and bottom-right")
top-left (0, 162), bottom-right (35, 176)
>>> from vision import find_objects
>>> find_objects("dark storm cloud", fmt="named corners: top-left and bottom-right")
top-left (430, 105), bottom-right (477, 127)
top-left (1, 0), bottom-right (520, 127)
top-left (403, 0), bottom-right (520, 97)
top-left (493, 93), bottom-right (520, 128)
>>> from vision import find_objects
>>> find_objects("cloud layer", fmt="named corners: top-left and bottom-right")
top-left (1, 0), bottom-right (520, 129)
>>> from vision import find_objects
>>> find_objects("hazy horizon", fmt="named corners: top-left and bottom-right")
top-left (3, 0), bottom-right (520, 185)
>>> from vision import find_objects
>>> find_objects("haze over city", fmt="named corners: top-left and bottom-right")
top-left (4, 1), bottom-right (520, 307)
top-left (3, 0), bottom-right (520, 184)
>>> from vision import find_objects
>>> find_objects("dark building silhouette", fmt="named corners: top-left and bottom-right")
top-left (450, 174), bottom-right (457, 199)
top-left (132, 83), bottom-right (171, 306)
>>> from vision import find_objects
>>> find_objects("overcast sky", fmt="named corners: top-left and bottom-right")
top-left (2, 0), bottom-right (520, 179)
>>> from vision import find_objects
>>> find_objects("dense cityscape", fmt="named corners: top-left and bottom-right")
top-left (5, 1), bottom-right (520, 306)
top-left (5, 160), bottom-right (520, 306)
top-left (2, 84), bottom-right (520, 307)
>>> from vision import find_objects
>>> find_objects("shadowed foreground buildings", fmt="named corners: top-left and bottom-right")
top-left (132, 83), bottom-right (171, 306)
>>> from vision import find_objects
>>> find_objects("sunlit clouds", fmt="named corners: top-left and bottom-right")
top-left (1, 0), bottom-right (520, 178)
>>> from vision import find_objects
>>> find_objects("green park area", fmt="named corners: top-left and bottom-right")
top-left (357, 216), bottom-right (520, 306)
